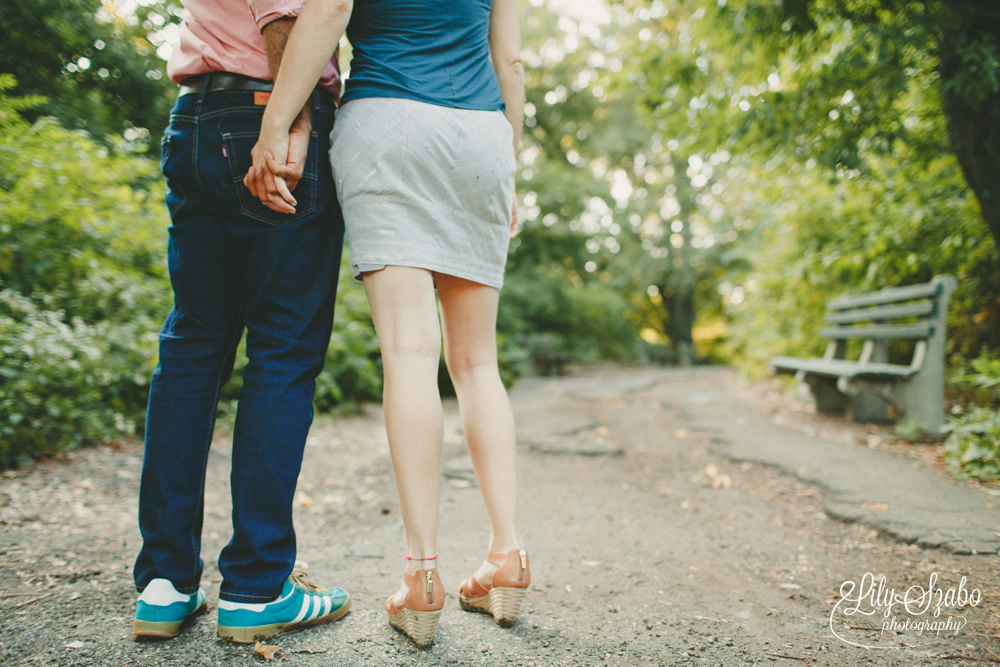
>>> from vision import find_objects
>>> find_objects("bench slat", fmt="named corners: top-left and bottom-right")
top-left (823, 301), bottom-right (935, 325)
top-left (820, 323), bottom-right (933, 340)
top-left (770, 356), bottom-right (917, 379)
top-left (828, 282), bottom-right (940, 310)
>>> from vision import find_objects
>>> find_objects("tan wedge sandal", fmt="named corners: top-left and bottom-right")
top-left (458, 548), bottom-right (530, 627)
top-left (386, 568), bottom-right (445, 649)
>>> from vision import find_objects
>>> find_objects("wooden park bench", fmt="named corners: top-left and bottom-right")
top-left (769, 275), bottom-right (957, 433)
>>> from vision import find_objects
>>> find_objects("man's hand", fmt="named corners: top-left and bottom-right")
top-left (244, 153), bottom-right (297, 214)
top-left (281, 108), bottom-right (312, 192)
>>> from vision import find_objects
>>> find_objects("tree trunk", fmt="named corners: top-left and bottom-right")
top-left (666, 154), bottom-right (697, 367)
top-left (938, 1), bottom-right (1000, 252)
top-left (662, 286), bottom-right (696, 367)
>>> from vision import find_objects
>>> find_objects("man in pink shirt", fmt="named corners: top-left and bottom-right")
top-left (132, 0), bottom-right (350, 643)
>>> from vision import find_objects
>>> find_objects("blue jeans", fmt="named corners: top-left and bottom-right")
top-left (134, 81), bottom-right (344, 603)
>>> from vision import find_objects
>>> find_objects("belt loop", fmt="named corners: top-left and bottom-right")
top-left (195, 73), bottom-right (213, 114)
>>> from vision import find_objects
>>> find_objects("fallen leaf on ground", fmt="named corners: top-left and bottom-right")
top-left (69, 592), bottom-right (81, 600)
top-left (65, 641), bottom-right (84, 649)
top-left (254, 641), bottom-right (281, 661)
top-left (862, 502), bottom-right (889, 511)
top-left (702, 463), bottom-right (732, 489)
top-left (291, 647), bottom-right (328, 654)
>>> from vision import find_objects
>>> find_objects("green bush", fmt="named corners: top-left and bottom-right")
top-left (498, 268), bottom-right (641, 375)
top-left (0, 290), bottom-right (147, 467)
top-left (944, 351), bottom-right (1000, 482)
top-left (0, 77), bottom-right (169, 466)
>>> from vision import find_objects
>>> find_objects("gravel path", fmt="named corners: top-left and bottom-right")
top-left (1, 366), bottom-right (997, 666)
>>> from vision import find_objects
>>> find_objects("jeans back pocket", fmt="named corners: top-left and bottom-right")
top-left (222, 129), bottom-right (320, 227)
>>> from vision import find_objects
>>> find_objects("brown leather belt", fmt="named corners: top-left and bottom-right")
top-left (177, 73), bottom-right (274, 98)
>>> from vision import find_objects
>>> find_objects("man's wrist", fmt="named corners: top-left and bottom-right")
top-left (261, 18), bottom-right (297, 80)
top-left (291, 106), bottom-right (312, 131)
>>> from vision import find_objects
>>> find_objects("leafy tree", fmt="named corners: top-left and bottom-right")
top-left (500, 1), bottom-right (650, 369)
top-left (0, 0), bottom-right (179, 142)
top-left (720, 0), bottom-right (1000, 254)
top-left (617, 0), bottom-right (999, 251)
top-left (612, 0), bottom-right (1000, 365)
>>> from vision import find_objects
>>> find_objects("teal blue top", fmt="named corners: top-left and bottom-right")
top-left (341, 0), bottom-right (504, 111)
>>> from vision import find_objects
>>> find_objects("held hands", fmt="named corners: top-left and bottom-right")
top-left (243, 109), bottom-right (311, 213)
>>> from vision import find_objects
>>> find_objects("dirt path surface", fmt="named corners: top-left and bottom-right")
top-left (2, 366), bottom-right (998, 666)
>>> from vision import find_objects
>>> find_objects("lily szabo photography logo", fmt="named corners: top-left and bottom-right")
top-left (829, 572), bottom-right (983, 649)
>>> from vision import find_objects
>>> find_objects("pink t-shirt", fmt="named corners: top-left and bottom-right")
top-left (167, 0), bottom-right (341, 99)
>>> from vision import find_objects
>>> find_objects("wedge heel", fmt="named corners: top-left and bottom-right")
top-left (388, 607), bottom-right (443, 648)
top-left (459, 585), bottom-right (526, 627)
top-left (458, 549), bottom-right (530, 627)
top-left (385, 568), bottom-right (445, 649)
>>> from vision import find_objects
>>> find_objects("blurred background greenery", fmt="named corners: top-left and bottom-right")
top-left (1, 0), bottom-right (998, 478)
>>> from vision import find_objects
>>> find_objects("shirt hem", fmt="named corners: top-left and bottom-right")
top-left (340, 88), bottom-right (504, 113)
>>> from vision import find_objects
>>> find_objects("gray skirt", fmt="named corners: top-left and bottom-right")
top-left (329, 97), bottom-right (516, 290)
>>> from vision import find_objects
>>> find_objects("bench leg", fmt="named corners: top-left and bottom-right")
top-left (836, 378), bottom-right (895, 425)
top-left (897, 375), bottom-right (946, 435)
top-left (847, 391), bottom-right (892, 424)
top-left (804, 377), bottom-right (847, 414)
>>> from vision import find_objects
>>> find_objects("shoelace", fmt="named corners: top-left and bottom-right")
top-left (289, 569), bottom-right (325, 595)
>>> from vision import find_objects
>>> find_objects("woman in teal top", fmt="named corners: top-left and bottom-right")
top-left (342, 0), bottom-right (504, 110)
top-left (246, 0), bottom-right (529, 650)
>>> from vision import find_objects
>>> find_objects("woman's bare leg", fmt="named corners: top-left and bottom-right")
top-left (362, 267), bottom-right (443, 601)
top-left (435, 273), bottom-right (521, 585)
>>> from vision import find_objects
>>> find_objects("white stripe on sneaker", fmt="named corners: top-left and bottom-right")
top-left (306, 597), bottom-right (323, 621)
top-left (319, 596), bottom-right (331, 618)
top-left (291, 596), bottom-right (310, 624)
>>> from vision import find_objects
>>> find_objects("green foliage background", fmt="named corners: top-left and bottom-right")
top-left (0, 75), bottom-right (168, 466)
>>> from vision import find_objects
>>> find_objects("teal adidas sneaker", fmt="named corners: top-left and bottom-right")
top-left (133, 579), bottom-right (208, 638)
top-left (216, 571), bottom-right (351, 644)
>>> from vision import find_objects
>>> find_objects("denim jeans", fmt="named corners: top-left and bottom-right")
top-left (134, 80), bottom-right (344, 603)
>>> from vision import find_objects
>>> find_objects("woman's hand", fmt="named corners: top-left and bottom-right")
top-left (244, 108), bottom-right (313, 213)
top-left (244, 125), bottom-right (297, 214)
